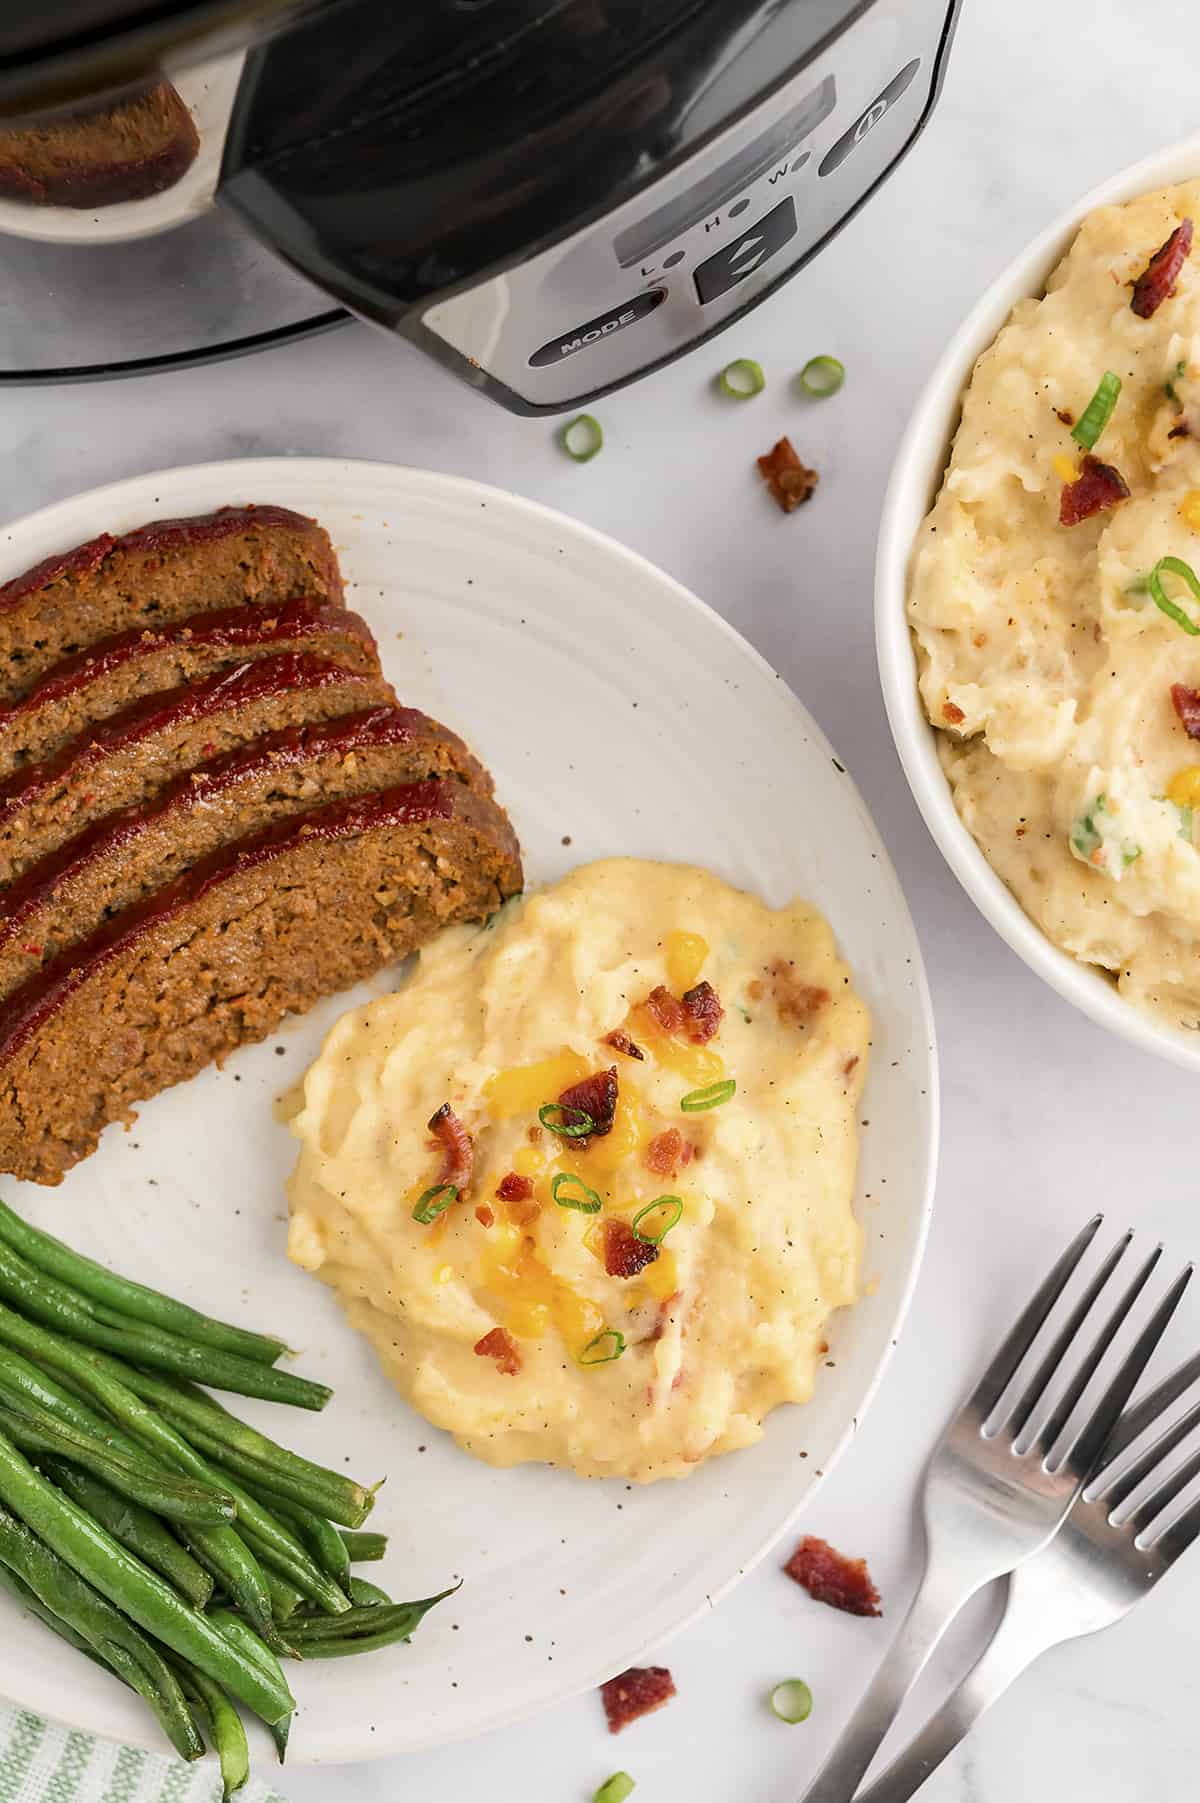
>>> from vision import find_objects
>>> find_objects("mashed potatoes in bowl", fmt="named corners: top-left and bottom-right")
top-left (286, 858), bottom-right (869, 1483)
top-left (907, 179), bottom-right (1200, 1034)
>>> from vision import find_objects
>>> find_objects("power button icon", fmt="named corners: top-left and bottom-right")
top-left (819, 59), bottom-right (921, 176)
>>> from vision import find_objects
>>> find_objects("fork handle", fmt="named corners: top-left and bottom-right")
top-left (798, 1561), bottom-right (980, 1803)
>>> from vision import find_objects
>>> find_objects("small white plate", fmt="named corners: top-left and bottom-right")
top-left (0, 458), bottom-right (938, 1762)
top-left (0, 51), bottom-right (242, 247)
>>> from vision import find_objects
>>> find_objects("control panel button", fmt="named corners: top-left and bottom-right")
top-left (528, 289), bottom-right (666, 368)
top-left (818, 59), bottom-right (921, 177)
top-left (692, 196), bottom-right (797, 306)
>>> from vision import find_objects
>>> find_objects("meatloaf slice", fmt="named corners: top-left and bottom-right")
top-left (0, 782), bottom-right (524, 1184)
top-left (0, 505), bottom-right (343, 707)
top-left (0, 652), bottom-right (393, 887)
top-left (0, 82), bottom-right (199, 209)
top-left (0, 704), bottom-right (496, 1001)
top-left (0, 598), bottom-right (379, 781)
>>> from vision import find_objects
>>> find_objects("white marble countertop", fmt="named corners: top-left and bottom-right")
top-left (6, 1), bottom-right (1200, 1797)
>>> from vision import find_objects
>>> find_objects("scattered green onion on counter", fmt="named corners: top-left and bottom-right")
top-left (718, 357), bottom-right (765, 399)
top-left (594, 1774), bottom-right (637, 1803)
top-left (551, 1173), bottom-right (603, 1214)
top-left (560, 414), bottom-right (605, 462)
top-left (799, 354), bottom-right (845, 398)
top-left (412, 1183), bottom-right (459, 1224)
top-left (680, 1078), bottom-right (736, 1112)
top-left (1148, 555), bottom-right (1200, 635)
top-left (770, 1678), bottom-right (814, 1724)
top-left (538, 1103), bottom-right (596, 1138)
top-left (1071, 370), bottom-right (1122, 450)
top-left (579, 1329), bottom-right (626, 1366)
top-left (631, 1196), bottom-right (683, 1244)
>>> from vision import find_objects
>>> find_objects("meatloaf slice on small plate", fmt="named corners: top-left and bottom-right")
top-left (0, 598), bottom-right (379, 780)
top-left (0, 505), bottom-right (344, 707)
top-left (0, 82), bottom-right (199, 209)
top-left (0, 705), bottom-right (494, 1001)
top-left (0, 781), bottom-right (524, 1184)
top-left (0, 651), bottom-right (394, 887)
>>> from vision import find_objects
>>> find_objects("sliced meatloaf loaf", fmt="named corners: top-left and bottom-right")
top-left (0, 705), bottom-right (494, 1001)
top-left (0, 505), bottom-right (343, 706)
top-left (0, 652), bottom-right (393, 887)
top-left (0, 83), bottom-right (199, 208)
top-left (0, 598), bottom-right (378, 781)
top-left (0, 782), bottom-right (523, 1183)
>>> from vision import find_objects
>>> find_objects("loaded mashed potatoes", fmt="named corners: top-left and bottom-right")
top-left (909, 183), bottom-right (1200, 1029)
top-left (286, 858), bottom-right (868, 1482)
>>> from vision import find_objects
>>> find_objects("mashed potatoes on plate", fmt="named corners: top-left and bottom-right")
top-left (286, 858), bottom-right (868, 1482)
top-left (909, 182), bottom-right (1200, 1028)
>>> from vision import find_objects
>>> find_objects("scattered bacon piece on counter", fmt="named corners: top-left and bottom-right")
top-left (1171, 682), bottom-right (1200, 740)
top-left (474, 1204), bottom-right (495, 1228)
top-left (495, 1171), bottom-right (533, 1203)
top-left (603, 1026), bottom-right (645, 1060)
top-left (1059, 455), bottom-right (1130, 527)
top-left (1131, 217), bottom-right (1193, 318)
top-left (473, 1327), bottom-right (521, 1375)
top-left (784, 1536), bottom-right (882, 1617)
top-left (603, 1218), bottom-right (660, 1279)
top-left (559, 1066), bottom-right (619, 1139)
top-left (600, 1666), bottom-right (677, 1734)
top-left (681, 979), bottom-right (723, 1043)
top-left (427, 1103), bottom-right (474, 1190)
top-left (645, 984), bottom-right (687, 1034)
top-left (770, 960), bottom-right (831, 1029)
top-left (757, 436), bottom-right (819, 513)
top-left (645, 1127), bottom-right (685, 1176)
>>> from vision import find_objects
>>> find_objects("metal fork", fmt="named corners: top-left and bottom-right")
top-left (855, 1345), bottom-right (1200, 1800)
top-left (798, 1217), bottom-right (1192, 1803)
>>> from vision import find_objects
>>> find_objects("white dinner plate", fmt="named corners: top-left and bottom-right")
top-left (0, 51), bottom-right (242, 247)
top-left (0, 458), bottom-right (938, 1764)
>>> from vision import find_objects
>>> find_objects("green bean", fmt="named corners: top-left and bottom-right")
top-left (265, 1500), bottom-right (350, 1585)
top-left (42, 1461), bottom-right (212, 1608)
top-left (237, 1515), bottom-right (351, 1617)
top-left (348, 1577), bottom-right (391, 1607)
top-left (0, 1242), bottom-right (328, 1410)
top-left (263, 1570), bottom-right (305, 1621)
top-left (286, 1587), bottom-right (456, 1648)
top-left (0, 1431), bottom-right (293, 1724)
top-left (0, 1305), bottom-right (277, 1639)
top-left (0, 1200), bottom-right (288, 1365)
top-left (210, 1611), bottom-right (293, 1763)
top-left (339, 1530), bottom-right (387, 1563)
top-left (0, 1403), bottom-right (236, 1525)
top-left (0, 1501), bottom-right (205, 1760)
top-left (0, 1555), bottom-right (107, 1665)
top-left (175, 1664), bottom-right (249, 1800)
top-left (0, 1346), bottom-right (148, 1457)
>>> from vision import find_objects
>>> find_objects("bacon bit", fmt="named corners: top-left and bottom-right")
top-left (770, 961), bottom-right (831, 1029)
top-left (757, 437), bottom-right (819, 513)
top-left (495, 1171), bottom-right (533, 1203)
top-left (1131, 218), bottom-right (1193, 317)
top-left (1169, 423), bottom-right (1192, 440)
top-left (427, 1103), bottom-right (474, 1190)
top-left (1171, 683), bottom-right (1200, 740)
top-left (645, 1128), bottom-right (684, 1176)
top-left (681, 979), bottom-right (723, 1043)
top-left (942, 701), bottom-right (965, 724)
top-left (600, 1666), bottom-right (677, 1734)
top-left (843, 1054), bottom-right (860, 1077)
top-left (1059, 454), bottom-right (1130, 527)
top-left (1055, 407), bottom-right (1074, 426)
top-left (473, 1327), bottom-right (521, 1375)
top-left (603, 1218), bottom-right (659, 1279)
top-left (645, 984), bottom-right (686, 1034)
top-left (474, 1204), bottom-right (495, 1228)
top-left (527, 1123), bottom-right (543, 1144)
top-left (558, 1067), bottom-right (618, 1140)
top-left (21, 944), bottom-right (42, 956)
top-left (603, 1026), bottom-right (645, 1061)
top-left (784, 1536), bottom-right (882, 1617)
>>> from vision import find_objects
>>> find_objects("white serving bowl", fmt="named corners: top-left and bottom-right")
top-left (876, 133), bottom-right (1200, 1073)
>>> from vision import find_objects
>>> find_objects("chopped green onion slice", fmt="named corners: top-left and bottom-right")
top-left (680, 1079), bottom-right (736, 1113)
top-left (1148, 555), bottom-right (1200, 635)
top-left (412, 1184), bottom-right (458, 1225)
top-left (770, 1678), bottom-right (813, 1724)
top-left (718, 357), bottom-right (765, 399)
top-left (593, 1775), bottom-right (636, 1803)
top-left (799, 355), bottom-right (845, 398)
top-left (560, 414), bottom-right (604, 462)
top-left (632, 1196), bottom-right (683, 1244)
top-left (551, 1172), bottom-right (602, 1214)
top-left (579, 1329), bottom-right (626, 1366)
top-left (1166, 358), bottom-right (1188, 408)
top-left (538, 1102), bottom-right (595, 1138)
top-left (1070, 370), bottom-right (1121, 450)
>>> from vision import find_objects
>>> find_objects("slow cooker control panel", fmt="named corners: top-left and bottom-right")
top-left (418, 3), bottom-right (954, 414)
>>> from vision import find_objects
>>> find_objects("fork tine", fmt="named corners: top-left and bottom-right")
top-left (1035, 1244), bottom-right (1159, 1458)
top-left (1153, 1489), bottom-right (1200, 1564)
top-left (1095, 1346), bottom-right (1200, 1471)
top-left (1098, 1394), bottom-right (1200, 1513)
top-left (1007, 1231), bottom-right (1131, 1441)
top-left (1055, 1261), bottom-right (1193, 1479)
top-left (970, 1215), bottom-right (1103, 1422)
top-left (1128, 1440), bottom-right (1200, 1536)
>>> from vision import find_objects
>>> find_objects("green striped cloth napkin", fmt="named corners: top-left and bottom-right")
top-left (0, 1708), bottom-right (287, 1803)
